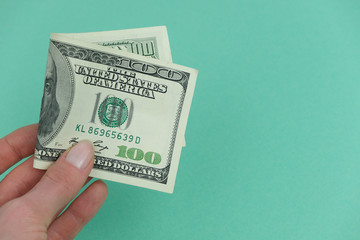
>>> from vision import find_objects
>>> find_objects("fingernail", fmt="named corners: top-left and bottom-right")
top-left (65, 141), bottom-right (94, 169)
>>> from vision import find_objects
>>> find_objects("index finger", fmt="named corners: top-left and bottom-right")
top-left (0, 124), bottom-right (38, 174)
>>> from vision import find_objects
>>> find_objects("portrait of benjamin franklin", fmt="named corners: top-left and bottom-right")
top-left (38, 52), bottom-right (60, 137)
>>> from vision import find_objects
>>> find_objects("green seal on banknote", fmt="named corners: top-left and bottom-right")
top-left (98, 97), bottom-right (128, 127)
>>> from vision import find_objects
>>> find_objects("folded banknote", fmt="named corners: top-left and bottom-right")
top-left (33, 26), bottom-right (197, 193)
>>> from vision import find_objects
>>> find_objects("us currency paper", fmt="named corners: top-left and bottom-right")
top-left (33, 27), bottom-right (197, 193)
top-left (62, 27), bottom-right (186, 146)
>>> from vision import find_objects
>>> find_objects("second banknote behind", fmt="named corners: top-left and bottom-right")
top-left (33, 27), bottom-right (197, 193)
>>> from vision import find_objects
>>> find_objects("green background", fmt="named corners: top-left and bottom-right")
top-left (1, 0), bottom-right (360, 239)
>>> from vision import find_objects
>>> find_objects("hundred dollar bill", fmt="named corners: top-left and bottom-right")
top-left (62, 26), bottom-right (186, 146)
top-left (33, 31), bottom-right (197, 193)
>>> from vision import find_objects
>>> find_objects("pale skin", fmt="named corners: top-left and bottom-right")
top-left (0, 124), bottom-right (108, 240)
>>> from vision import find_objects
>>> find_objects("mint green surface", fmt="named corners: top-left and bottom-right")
top-left (1, 0), bottom-right (360, 239)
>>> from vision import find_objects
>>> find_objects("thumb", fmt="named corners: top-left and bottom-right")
top-left (23, 141), bottom-right (94, 225)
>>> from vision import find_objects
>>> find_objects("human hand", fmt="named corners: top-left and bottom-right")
top-left (0, 124), bottom-right (108, 240)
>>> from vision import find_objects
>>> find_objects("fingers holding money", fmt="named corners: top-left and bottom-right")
top-left (0, 140), bottom-right (107, 239)
top-left (21, 141), bottom-right (102, 226)
top-left (0, 156), bottom-right (94, 208)
top-left (0, 156), bottom-right (44, 207)
top-left (47, 180), bottom-right (108, 239)
top-left (0, 124), bottom-right (38, 174)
